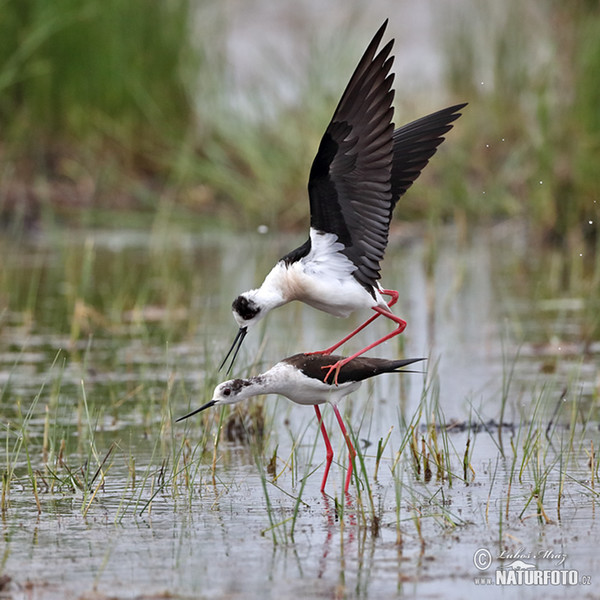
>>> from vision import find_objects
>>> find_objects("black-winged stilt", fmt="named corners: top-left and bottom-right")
top-left (220, 20), bottom-right (465, 382)
top-left (178, 353), bottom-right (424, 494)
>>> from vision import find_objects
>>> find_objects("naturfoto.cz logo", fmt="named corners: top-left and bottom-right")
top-left (472, 547), bottom-right (592, 587)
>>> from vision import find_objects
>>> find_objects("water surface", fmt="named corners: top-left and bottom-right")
top-left (1, 224), bottom-right (598, 599)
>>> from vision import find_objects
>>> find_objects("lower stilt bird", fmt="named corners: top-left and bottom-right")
top-left (178, 353), bottom-right (424, 494)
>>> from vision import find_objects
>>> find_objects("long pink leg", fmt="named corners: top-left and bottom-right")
top-left (314, 405), bottom-right (333, 493)
top-left (323, 304), bottom-right (407, 384)
top-left (306, 289), bottom-right (400, 357)
top-left (332, 405), bottom-right (356, 494)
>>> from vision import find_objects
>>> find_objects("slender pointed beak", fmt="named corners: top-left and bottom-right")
top-left (175, 399), bottom-right (217, 422)
top-left (218, 326), bottom-right (247, 374)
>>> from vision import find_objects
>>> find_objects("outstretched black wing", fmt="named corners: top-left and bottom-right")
top-left (307, 20), bottom-right (396, 292)
top-left (390, 103), bottom-right (467, 208)
top-left (307, 20), bottom-right (466, 292)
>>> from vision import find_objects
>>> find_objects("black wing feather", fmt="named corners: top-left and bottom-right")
top-left (307, 20), bottom-right (466, 292)
top-left (390, 102), bottom-right (467, 208)
top-left (308, 20), bottom-right (395, 292)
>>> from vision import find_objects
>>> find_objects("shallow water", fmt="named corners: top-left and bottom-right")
top-left (1, 224), bottom-right (599, 599)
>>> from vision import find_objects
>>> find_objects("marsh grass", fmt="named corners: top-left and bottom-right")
top-left (0, 223), bottom-right (257, 523)
top-left (0, 0), bottom-right (199, 195)
top-left (1, 353), bottom-right (114, 515)
top-left (2, 332), bottom-right (598, 537)
top-left (473, 359), bottom-right (600, 532)
top-left (2, 384), bottom-right (42, 512)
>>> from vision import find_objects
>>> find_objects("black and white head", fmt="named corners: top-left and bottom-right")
top-left (232, 292), bottom-right (263, 328)
top-left (212, 377), bottom-right (257, 406)
top-left (175, 377), bottom-right (257, 422)
top-left (219, 291), bottom-right (266, 374)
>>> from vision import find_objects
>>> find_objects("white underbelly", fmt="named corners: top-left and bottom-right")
top-left (293, 271), bottom-right (385, 318)
top-left (282, 380), bottom-right (361, 405)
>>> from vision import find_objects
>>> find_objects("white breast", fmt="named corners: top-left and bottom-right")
top-left (285, 229), bottom-right (385, 317)
top-left (259, 229), bottom-right (388, 317)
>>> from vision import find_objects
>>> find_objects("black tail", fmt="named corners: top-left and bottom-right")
top-left (348, 356), bottom-right (427, 382)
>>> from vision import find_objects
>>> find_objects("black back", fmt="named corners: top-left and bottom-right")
top-left (283, 353), bottom-right (425, 385)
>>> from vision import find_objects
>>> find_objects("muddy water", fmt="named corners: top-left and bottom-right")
top-left (1, 225), bottom-right (599, 599)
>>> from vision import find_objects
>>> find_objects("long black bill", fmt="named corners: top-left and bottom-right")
top-left (176, 400), bottom-right (217, 423)
top-left (218, 326), bottom-right (247, 374)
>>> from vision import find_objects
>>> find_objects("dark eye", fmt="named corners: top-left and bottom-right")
top-left (223, 388), bottom-right (231, 397)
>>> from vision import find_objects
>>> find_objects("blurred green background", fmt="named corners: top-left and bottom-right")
top-left (1, 0), bottom-right (599, 246)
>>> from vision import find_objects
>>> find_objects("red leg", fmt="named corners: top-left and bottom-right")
top-left (306, 289), bottom-right (400, 357)
top-left (314, 405), bottom-right (333, 493)
top-left (322, 304), bottom-right (407, 384)
top-left (332, 405), bottom-right (356, 494)
top-left (381, 288), bottom-right (400, 308)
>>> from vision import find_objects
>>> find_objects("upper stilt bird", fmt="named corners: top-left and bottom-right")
top-left (220, 20), bottom-right (466, 382)
top-left (178, 353), bottom-right (425, 494)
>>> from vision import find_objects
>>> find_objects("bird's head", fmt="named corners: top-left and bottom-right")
top-left (219, 291), bottom-right (270, 374)
top-left (212, 378), bottom-right (257, 405)
top-left (232, 292), bottom-right (264, 328)
top-left (175, 378), bottom-right (255, 422)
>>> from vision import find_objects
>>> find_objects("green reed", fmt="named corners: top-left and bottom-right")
top-left (440, 0), bottom-right (600, 245)
top-left (1, 0), bottom-right (599, 247)
top-left (0, 0), bottom-right (199, 177)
